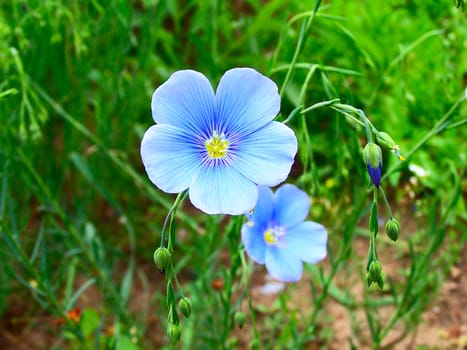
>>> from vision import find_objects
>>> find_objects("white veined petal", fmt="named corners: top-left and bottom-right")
top-left (233, 122), bottom-right (297, 186)
top-left (140, 124), bottom-right (202, 193)
top-left (216, 68), bottom-right (280, 135)
top-left (189, 164), bottom-right (258, 215)
top-left (152, 70), bottom-right (216, 135)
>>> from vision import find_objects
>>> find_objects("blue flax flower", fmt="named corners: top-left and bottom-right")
top-left (141, 68), bottom-right (297, 215)
top-left (241, 184), bottom-right (327, 282)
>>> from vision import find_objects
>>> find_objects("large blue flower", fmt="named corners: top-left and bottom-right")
top-left (241, 184), bottom-right (327, 282)
top-left (141, 68), bottom-right (297, 215)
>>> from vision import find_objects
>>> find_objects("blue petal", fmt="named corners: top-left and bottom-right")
top-left (283, 222), bottom-right (327, 264)
top-left (189, 165), bottom-right (258, 215)
top-left (216, 68), bottom-right (280, 135)
top-left (265, 247), bottom-right (303, 282)
top-left (241, 222), bottom-right (267, 264)
top-left (273, 184), bottom-right (310, 228)
top-left (367, 164), bottom-right (381, 188)
top-left (233, 122), bottom-right (297, 186)
top-left (151, 70), bottom-right (216, 134)
top-left (249, 186), bottom-right (274, 228)
top-left (140, 125), bottom-right (202, 193)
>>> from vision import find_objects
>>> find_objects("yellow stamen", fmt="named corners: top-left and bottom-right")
top-left (205, 131), bottom-right (229, 159)
top-left (392, 146), bottom-right (405, 161)
top-left (263, 229), bottom-right (277, 244)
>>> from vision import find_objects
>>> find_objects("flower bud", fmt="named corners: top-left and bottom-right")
top-left (366, 260), bottom-right (384, 289)
top-left (385, 218), bottom-right (400, 242)
top-left (376, 132), bottom-right (397, 150)
top-left (368, 260), bottom-right (382, 281)
top-left (178, 297), bottom-right (192, 318)
top-left (376, 132), bottom-right (405, 160)
top-left (234, 311), bottom-right (246, 329)
top-left (249, 338), bottom-right (260, 350)
top-left (153, 247), bottom-right (171, 272)
top-left (376, 274), bottom-right (385, 289)
top-left (167, 323), bottom-right (181, 345)
top-left (227, 337), bottom-right (239, 348)
top-left (363, 143), bottom-right (383, 188)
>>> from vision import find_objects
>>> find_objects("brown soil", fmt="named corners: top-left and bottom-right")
top-left (1, 237), bottom-right (465, 350)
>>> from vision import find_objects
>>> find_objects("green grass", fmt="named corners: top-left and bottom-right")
top-left (1, 1), bottom-right (466, 349)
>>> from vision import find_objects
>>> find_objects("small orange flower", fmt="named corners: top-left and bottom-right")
top-left (65, 307), bottom-right (81, 323)
top-left (211, 278), bottom-right (224, 291)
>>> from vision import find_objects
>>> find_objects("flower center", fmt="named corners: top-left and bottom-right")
top-left (205, 131), bottom-right (229, 159)
top-left (263, 226), bottom-right (285, 245)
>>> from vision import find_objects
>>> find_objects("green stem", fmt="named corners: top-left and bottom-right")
top-left (359, 109), bottom-right (373, 142)
top-left (0, 222), bottom-right (66, 318)
top-left (379, 187), bottom-right (394, 220)
top-left (330, 103), bottom-right (379, 136)
top-left (298, 194), bottom-right (367, 346)
top-left (279, 0), bottom-right (321, 97)
top-left (370, 188), bottom-right (378, 259)
top-left (162, 191), bottom-right (188, 249)
top-left (17, 150), bottom-right (131, 324)
top-left (240, 249), bottom-right (260, 342)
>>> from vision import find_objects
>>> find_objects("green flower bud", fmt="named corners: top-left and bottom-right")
top-left (385, 218), bottom-right (400, 242)
top-left (366, 261), bottom-right (384, 289)
top-left (363, 143), bottom-right (383, 187)
top-left (249, 338), bottom-right (260, 350)
top-left (369, 260), bottom-right (382, 280)
top-left (234, 311), bottom-right (246, 329)
top-left (167, 323), bottom-right (181, 345)
top-left (226, 337), bottom-right (239, 348)
top-left (376, 132), bottom-right (405, 160)
top-left (363, 143), bottom-right (382, 169)
top-left (178, 297), bottom-right (192, 318)
top-left (153, 247), bottom-right (171, 272)
top-left (376, 131), bottom-right (397, 150)
top-left (376, 274), bottom-right (385, 289)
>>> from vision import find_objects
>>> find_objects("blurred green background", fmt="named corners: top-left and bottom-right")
top-left (1, 1), bottom-right (466, 349)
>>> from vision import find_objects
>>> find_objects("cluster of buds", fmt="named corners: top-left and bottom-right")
top-left (363, 130), bottom-right (403, 290)
top-left (367, 260), bottom-right (384, 289)
top-left (156, 249), bottom-right (192, 345)
top-left (166, 297), bottom-right (192, 345)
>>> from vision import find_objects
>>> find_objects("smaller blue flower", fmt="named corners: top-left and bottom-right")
top-left (241, 184), bottom-right (327, 282)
